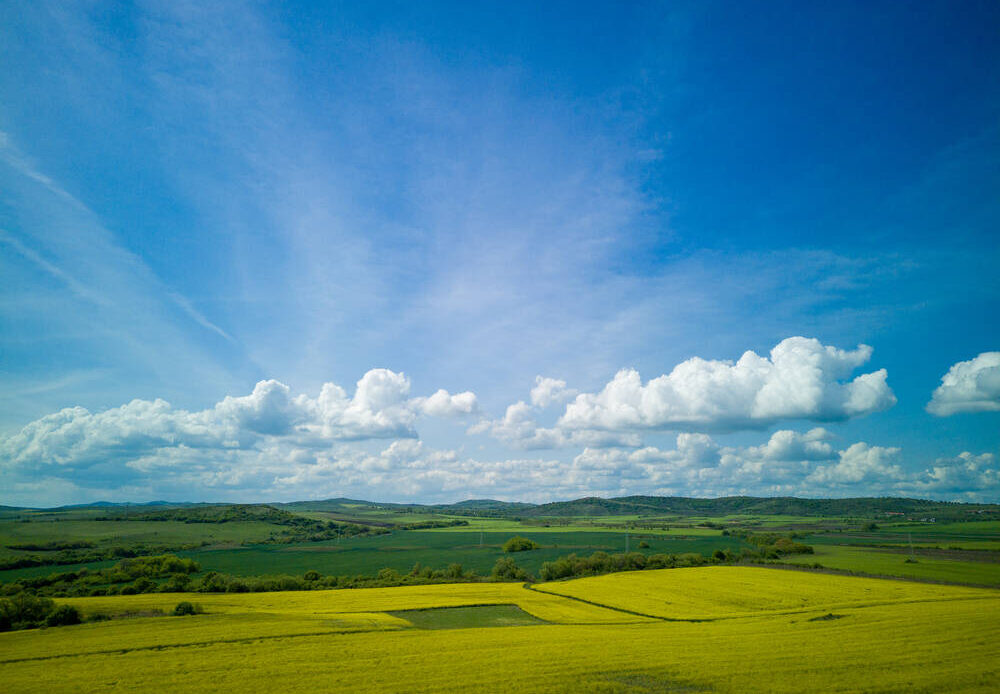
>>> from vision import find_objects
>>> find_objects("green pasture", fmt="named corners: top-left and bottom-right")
top-left (781, 544), bottom-right (1000, 586)
top-left (807, 534), bottom-right (1000, 551)
top-left (0, 519), bottom-right (278, 548)
top-left (177, 530), bottom-right (746, 578)
top-left (0, 559), bottom-right (120, 582)
top-left (419, 518), bottom-right (725, 536)
top-left (877, 520), bottom-right (1000, 537)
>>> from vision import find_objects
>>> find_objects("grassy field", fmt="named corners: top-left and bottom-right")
top-left (2, 507), bottom-right (997, 590)
top-left (1, 567), bottom-right (997, 692)
top-left (168, 530), bottom-right (744, 578)
top-left (780, 545), bottom-right (1000, 586)
top-left (0, 519), bottom-right (277, 549)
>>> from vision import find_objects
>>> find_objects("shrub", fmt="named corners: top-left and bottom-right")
top-left (45, 604), bottom-right (81, 627)
top-left (160, 573), bottom-right (192, 592)
top-left (132, 577), bottom-right (156, 593)
top-left (491, 557), bottom-right (527, 581)
top-left (377, 568), bottom-right (402, 584)
top-left (0, 593), bottom-right (56, 631)
top-left (502, 536), bottom-right (539, 552)
top-left (173, 601), bottom-right (202, 616)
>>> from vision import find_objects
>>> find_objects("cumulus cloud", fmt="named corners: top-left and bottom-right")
top-left (470, 401), bottom-right (640, 450)
top-left (805, 443), bottom-right (904, 485)
top-left (911, 452), bottom-right (999, 495)
top-left (0, 370), bottom-right (478, 477)
top-left (559, 337), bottom-right (896, 433)
top-left (748, 428), bottom-right (835, 462)
top-left (413, 389), bottom-right (479, 417)
top-left (472, 338), bottom-right (894, 449)
top-left (530, 376), bottom-right (578, 408)
top-left (566, 433), bottom-right (999, 501)
top-left (3, 409), bottom-right (998, 504)
top-left (926, 352), bottom-right (1000, 416)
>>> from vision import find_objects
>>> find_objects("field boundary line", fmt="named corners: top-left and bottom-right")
top-left (756, 559), bottom-right (1000, 589)
top-left (526, 583), bottom-right (1000, 624)
top-left (0, 626), bottom-right (406, 665)
top-left (522, 583), bottom-right (709, 623)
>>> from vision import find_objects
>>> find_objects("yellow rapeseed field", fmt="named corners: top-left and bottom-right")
top-left (533, 565), bottom-right (1000, 619)
top-left (57, 581), bottom-right (647, 624)
top-left (2, 567), bottom-right (998, 692)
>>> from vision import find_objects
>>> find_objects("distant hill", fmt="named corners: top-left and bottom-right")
top-left (431, 499), bottom-right (537, 513)
top-left (518, 495), bottom-right (998, 519)
top-left (5, 495), bottom-right (997, 520)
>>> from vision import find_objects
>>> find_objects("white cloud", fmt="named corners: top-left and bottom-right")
top-left (806, 443), bottom-right (904, 485)
top-left (926, 352), bottom-right (1000, 416)
top-left (910, 452), bottom-right (999, 495)
top-left (559, 337), bottom-right (896, 433)
top-left (530, 376), bottom-right (578, 408)
top-left (413, 389), bottom-right (479, 417)
top-left (470, 401), bottom-right (640, 450)
top-left (748, 427), bottom-right (835, 462)
top-left (0, 371), bottom-right (478, 478)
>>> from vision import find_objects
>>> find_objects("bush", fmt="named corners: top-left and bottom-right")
top-left (491, 557), bottom-right (527, 581)
top-left (173, 601), bottom-right (202, 616)
top-left (45, 604), bottom-right (81, 627)
top-left (160, 573), bottom-right (192, 592)
top-left (0, 593), bottom-right (56, 631)
top-left (132, 577), bottom-right (156, 593)
top-left (502, 536), bottom-right (539, 552)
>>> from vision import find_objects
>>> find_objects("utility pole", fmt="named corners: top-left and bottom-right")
top-left (626, 532), bottom-right (630, 553)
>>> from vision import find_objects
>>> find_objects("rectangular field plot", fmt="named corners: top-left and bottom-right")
top-left (389, 604), bottom-right (547, 629)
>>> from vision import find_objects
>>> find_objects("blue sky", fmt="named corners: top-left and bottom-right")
top-left (1, 1), bottom-right (998, 506)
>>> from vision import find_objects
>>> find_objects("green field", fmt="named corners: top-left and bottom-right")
top-left (1, 567), bottom-right (997, 692)
top-left (3, 503), bottom-right (999, 589)
top-left (0, 519), bottom-right (277, 549)
top-left (388, 604), bottom-right (547, 629)
top-left (174, 530), bottom-right (745, 578)
top-left (781, 545), bottom-right (1000, 586)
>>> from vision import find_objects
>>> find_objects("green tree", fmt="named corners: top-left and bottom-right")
top-left (45, 604), bottom-right (81, 627)
top-left (502, 536), bottom-right (539, 552)
top-left (491, 557), bottom-right (527, 581)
